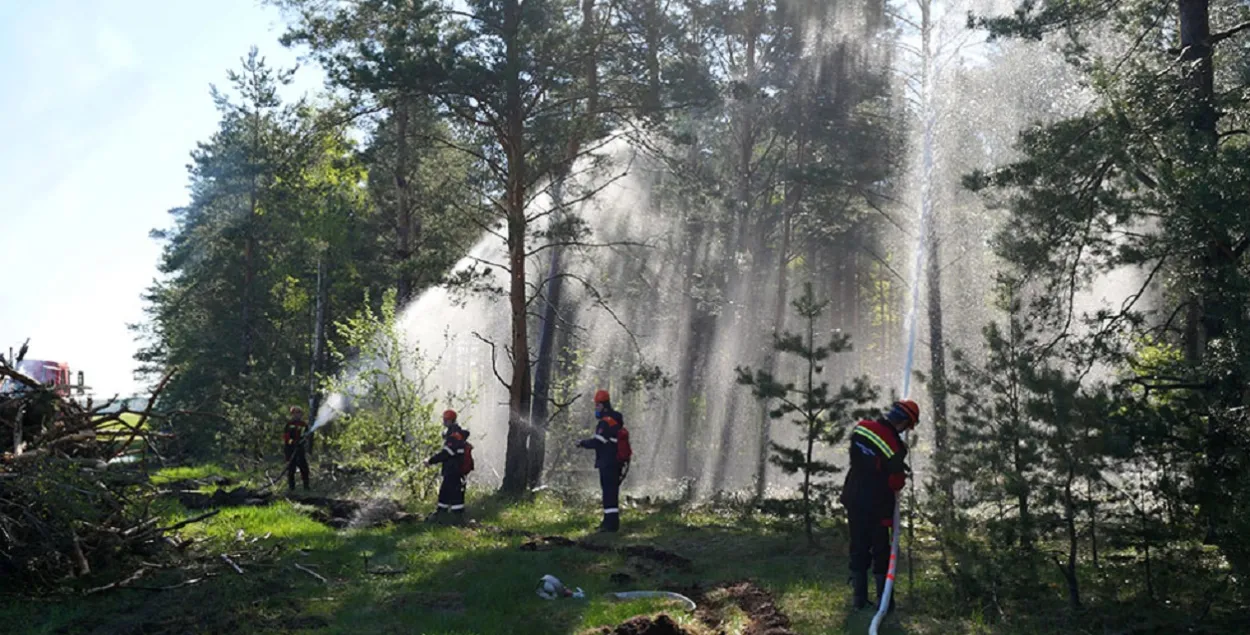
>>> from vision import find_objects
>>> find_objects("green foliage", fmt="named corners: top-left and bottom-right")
top-left (736, 282), bottom-right (879, 543)
top-left (960, 0), bottom-right (1250, 608)
top-left (319, 290), bottom-right (474, 501)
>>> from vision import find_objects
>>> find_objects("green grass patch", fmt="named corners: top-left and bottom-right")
top-left (2, 479), bottom-right (1242, 635)
top-left (150, 463), bottom-right (249, 487)
top-left (95, 412), bottom-right (148, 431)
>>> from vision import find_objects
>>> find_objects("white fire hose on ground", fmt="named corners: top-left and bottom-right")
top-left (537, 575), bottom-right (697, 612)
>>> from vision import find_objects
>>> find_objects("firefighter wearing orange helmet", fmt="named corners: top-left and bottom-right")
top-left (577, 390), bottom-right (629, 532)
top-left (427, 409), bottom-right (472, 523)
top-left (840, 399), bottom-right (919, 612)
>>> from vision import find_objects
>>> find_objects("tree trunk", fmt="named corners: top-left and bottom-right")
top-left (527, 0), bottom-right (598, 488)
top-left (919, 0), bottom-right (953, 522)
top-left (1177, 0), bottom-right (1235, 547)
top-left (500, 0), bottom-right (532, 495)
top-left (242, 103), bottom-right (260, 375)
top-left (528, 180), bottom-right (565, 487)
top-left (308, 253), bottom-right (328, 454)
top-left (1088, 479), bottom-right (1099, 569)
top-left (673, 215), bottom-right (701, 483)
top-left (1062, 466), bottom-right (1081, 610)
top-left (803, 309), bottom-right (816, 545)
top-left (1179, 0), bottom-right (1216, 364)
top-left (755, 137), bottom-right (801, 501)
top-left (642, 0), bottom-right (662, 115)
top-left (394, 101), bottom-right (417, 305)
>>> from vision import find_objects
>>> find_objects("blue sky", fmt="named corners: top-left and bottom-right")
top-left (0, 0), bottom-right (322, 398)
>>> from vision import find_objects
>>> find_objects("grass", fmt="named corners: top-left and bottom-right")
top-left (3, 469), bottom-right (1245, 634)
top-left (95, 412), bottom-right (147, 431)
top-left (149, 463), bottom-right (249, 487)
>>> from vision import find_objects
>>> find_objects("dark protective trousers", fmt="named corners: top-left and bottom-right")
top-left (437, 474), bottom-right (466, 515)
top-left (284, 444), bottom-right (309, 490)
top-left (599, 464), bottom-right (621, 530)
top-left (848, 509), bottom-right (892, 575)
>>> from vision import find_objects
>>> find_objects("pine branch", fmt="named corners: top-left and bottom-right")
top-left (1210, 20), bottom-right (1250, 45)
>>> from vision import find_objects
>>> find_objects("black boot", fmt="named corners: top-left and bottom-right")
top-left (851, 571), bottom-right (869, 610)
top-left (874, 575), bottom-right (895, 613)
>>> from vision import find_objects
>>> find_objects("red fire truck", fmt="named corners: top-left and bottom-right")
top-left (0, 359), bottom-right (86, 398)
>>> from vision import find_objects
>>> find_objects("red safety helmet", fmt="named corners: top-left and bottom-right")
top-left (442, 409), bottom-right (457, 421)
top-left (889, 399), bottom-right (920, 428)
top-left (594, 389), bottom-right (611, 404)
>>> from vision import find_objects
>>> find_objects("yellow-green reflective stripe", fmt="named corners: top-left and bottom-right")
top-left (855, 427), bottom-right (894, 458)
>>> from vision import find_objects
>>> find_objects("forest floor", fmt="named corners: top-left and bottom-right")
top-left (1, 465), bottom-right (1243, 634)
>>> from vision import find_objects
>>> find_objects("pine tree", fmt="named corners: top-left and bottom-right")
top-left (737, 282), bottom-right (878, 544)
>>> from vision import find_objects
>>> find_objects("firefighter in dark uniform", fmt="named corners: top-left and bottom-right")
top-left (578, 390), bottom-right (625, 532)
top-left (840, 399), bottom-right (919, 611)
top-left (283, 406), bottom-right (311, 491)
top-left (427, 409), bottom-right (469, 523)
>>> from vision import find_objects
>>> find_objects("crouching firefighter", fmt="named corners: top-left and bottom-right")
top-left (839, 399), bottom-right (919, 612)
top-left (426, 409), bottom-right (474, 523)
top-left (283, 406), bottom-right (311, 492)
top-left (577, 390), bottom-right (632, 532)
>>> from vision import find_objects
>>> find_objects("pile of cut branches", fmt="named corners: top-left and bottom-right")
top-left (0, 353), bottom-right (189, 592)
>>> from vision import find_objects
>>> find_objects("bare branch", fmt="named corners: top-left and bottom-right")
top-left (1211, 19), bottom-right (1250, 45)
top-left (470, 331), bottom-right (511, 390)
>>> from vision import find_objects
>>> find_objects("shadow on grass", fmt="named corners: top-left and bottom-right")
top-left (1, 490), bottom-right (922, 635)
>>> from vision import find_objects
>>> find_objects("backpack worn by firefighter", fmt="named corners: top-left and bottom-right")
top-left (461, 441), bottom-right (475, 476)
top-left (615, 423), bottom-right (632, 482)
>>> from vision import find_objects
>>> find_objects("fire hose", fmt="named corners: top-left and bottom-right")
top-left (869, 173), bottom-right (931, 635)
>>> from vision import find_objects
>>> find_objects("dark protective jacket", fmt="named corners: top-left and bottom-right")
top-left (283, 418), bottom-right (309, 446)
top-left (579, 407), bottom-right (624, 470)
top-left (839, 418), bottom-right (909, 526)
top-left (427, 424), bottom-right (469, 478)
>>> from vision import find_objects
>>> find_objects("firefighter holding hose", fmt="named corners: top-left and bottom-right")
top-left (427, 409), bottom-right (472, 524)
top-left (577, 390), bottom-right (631, 533)
top-left (283, 406), bottom-right (312, 492)
top-left (840, 399), bottom-right (919, 612)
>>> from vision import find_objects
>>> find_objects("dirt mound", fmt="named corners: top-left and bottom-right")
top-left (518, 536), bottom-right (691, 569)
top-left (721, 581), bottom-right (795, 635)
top-left (622, 545), bottom-right (692, 570)
top-left (178, 486), bottom-right (272, 510)
top-left (589, 614), bottom-right (695, 635)
top-left (289, 495), bottom-right (415, 529)
top-left (669, 580), bottom-right (797, 635)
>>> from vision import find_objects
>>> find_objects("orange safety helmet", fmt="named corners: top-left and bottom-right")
top-left (889, 399), bottom-right (920, 427)
top-left (594, 389), bottom-right (611, 404)
top-left (442, 409), bottom-right (458, 421)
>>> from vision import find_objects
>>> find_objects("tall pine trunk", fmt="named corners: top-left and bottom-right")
top-left (755, 136), bottom-right (802, 500)
top-left (528, 0), bottom-right (600, 488)
top-left (673, 215), bottom-right (701, 483)
top-left (241, 104), bottom-right (260, 375)
top-left (918, 0), bottom-right (953, 518)
top-left (501, 0), bottom-right (532, 495)
top-left (394, 101), bottom-right (418, 305)
top-left (712, 2), bottom-right (761, 493)
top-left (1060, 465), bottom-right (1082, 610)
top-left (307, 253), bottom-right (328, 454)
